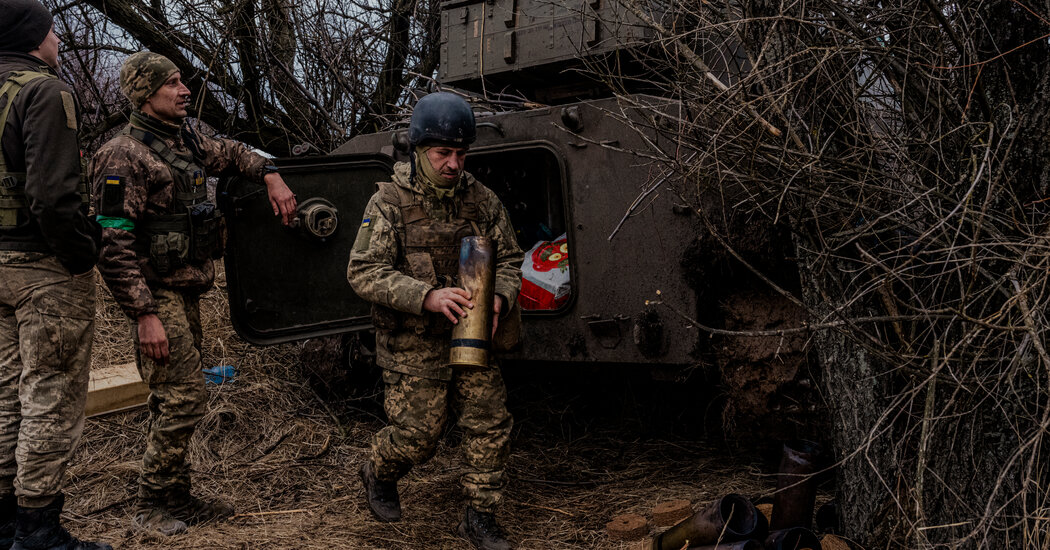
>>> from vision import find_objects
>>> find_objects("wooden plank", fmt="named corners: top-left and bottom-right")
top-left (86, 362), bottom-right (149, 417)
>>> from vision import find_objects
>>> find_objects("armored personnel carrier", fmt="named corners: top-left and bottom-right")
top-left (219, 0), bottom-right (811, 425)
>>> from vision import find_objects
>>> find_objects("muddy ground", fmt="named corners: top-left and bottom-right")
top-left (68, 267), bottom-right (795, 549)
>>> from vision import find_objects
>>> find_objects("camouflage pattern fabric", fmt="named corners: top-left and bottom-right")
top-left (0, 252), bottom-right (95, 508)
top-left (119, 52), bottom-right (178, 109)
top-left (347, 161), bottom-right (524, 381)
top-left (131, 287), bottom-right (206, 499)
top-left (350, 160), bottom-right (521, 513)
top-left (91, 111), bottom-right (267, 319)
top-left (370, 368), bottom-right (513, 513)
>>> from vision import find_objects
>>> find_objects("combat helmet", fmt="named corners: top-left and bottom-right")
top-left (408, 92), bottom-right (476, 147)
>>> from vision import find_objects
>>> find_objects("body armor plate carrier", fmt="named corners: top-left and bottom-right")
top-left (0, 70), bottom-right (90, 230)
top-left (125, 126), bottom-right (223, 274)
top-left (371, 181), bottom-right (483, 335)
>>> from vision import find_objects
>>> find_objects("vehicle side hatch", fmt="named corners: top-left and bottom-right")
top-left (220, 153), bottom-right (394, 345)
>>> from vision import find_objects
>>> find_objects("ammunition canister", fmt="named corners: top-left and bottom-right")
top-left (450, 236), bottom-right (496, 367)
top-left (770, 440), bottom-right (822, 530)
top-left (653, 493), bottom-right (764, 550)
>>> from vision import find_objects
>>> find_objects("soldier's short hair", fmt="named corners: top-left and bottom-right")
top-left (120, 51), bottom-right (179, 109)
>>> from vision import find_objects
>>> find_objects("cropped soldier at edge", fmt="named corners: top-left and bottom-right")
top-left (0, 1), bottom-right (111, 548)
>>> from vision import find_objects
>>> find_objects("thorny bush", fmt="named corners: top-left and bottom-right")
top-left (594, 1), bottom-right (1050, 548)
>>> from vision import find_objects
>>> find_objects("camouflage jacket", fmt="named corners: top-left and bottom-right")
top-left (91, 111), bottom-right (269, 318)
top-left (0, 53), bottom-right (100, 274)
top-left (348, 161), bottom-right (523, 380)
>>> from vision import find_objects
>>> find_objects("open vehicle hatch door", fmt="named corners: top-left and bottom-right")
top-left (220, 153), bottom-right (394, 345)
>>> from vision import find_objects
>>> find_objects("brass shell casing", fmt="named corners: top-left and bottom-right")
top-left (450, 236), bottom-right (496, 367)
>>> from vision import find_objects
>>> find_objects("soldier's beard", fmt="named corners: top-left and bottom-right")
top-left (415, 146), bottom-right (460, 190)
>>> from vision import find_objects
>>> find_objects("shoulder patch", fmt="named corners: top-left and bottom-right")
top-left (59, 91), bottom-right (76, 130)
top-left (352, 219), bottom-right (375, 253)
top-left (100, 175), bottom-right (126, 217)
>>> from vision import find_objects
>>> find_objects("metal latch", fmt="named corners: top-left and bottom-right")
top-left (294, 197), bottom-right (339, 241)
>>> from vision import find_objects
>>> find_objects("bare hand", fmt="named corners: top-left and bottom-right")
top-left (137, 313), bottom-right (169, 366)
top-left (423, 287), bottom-right (473, 323)
top-left (491, 294), bottom-right (504, 338)
top-left (264, 172), bottom-right (298, 226)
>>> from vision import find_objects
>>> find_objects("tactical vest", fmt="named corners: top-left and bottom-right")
top-left (372, 180), bottom-right (484, 335)
top-left (0, 70), bottom-right (90, 229)
top-left (125, 125), bottom-right (223, 274)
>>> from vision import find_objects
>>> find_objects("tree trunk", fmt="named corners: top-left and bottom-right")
top-left (794, 234), bottom-right (902, 547)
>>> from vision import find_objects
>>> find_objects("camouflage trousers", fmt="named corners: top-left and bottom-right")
top-left (370, 366), bottom-right (513, 513)
top-left (0, 252), bottom-right (96, 507)
top-left (131, 287), bottom-right (206, 499)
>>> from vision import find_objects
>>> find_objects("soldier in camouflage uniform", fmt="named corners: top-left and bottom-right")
top-left (90, 51), bottom-right (297, 536)
top-left (0, 1), bottom-right (112, 550)
top-left (0, 2), bottom-right (112, 549)
top-left (348, 92), bottom-right (523, 550)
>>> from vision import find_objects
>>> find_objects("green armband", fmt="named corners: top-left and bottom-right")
top-left (96, 215), bottom-right (135, 232)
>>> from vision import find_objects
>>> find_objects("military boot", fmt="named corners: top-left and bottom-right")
top-left (167, 491), bottom-right (234, 526)
top-left (457, 506), bottom-right (512, 550)
top-left (131, 498), bottom-right (187, 536)
top-left (0, 494), bottom-right (16, 548)
top-left (358, 461), bottom-right (401, 522)
top-left (10, 494), bottom-right (112, 550)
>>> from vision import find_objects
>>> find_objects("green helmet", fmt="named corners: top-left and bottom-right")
top-left (120, 51), bottom-right (179, 108)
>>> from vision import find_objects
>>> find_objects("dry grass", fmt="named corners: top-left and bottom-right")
top-left (67, 264), bottom-right (775, 549)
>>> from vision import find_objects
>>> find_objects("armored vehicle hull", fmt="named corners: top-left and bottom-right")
top-left (219, 0), bottom-right (816, 436)
top-left (223, 94), bottom-right (700, 367)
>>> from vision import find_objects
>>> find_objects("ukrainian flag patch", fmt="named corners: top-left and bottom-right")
top-left (361, 218), bottom-right (371, 228)
top-left (105, 175), bottom-right (123, 186)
